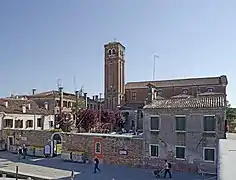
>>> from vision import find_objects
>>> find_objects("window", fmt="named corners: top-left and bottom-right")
top-left (68, 102), bottom-right (72, 108)
top-left (132, 92), bottom-right (136, 100)
top-left (149, 144), bottom-right (159, 157)
top-left (207, 88), bottom-right (214, 92)
top-left (15, 120), bottom-right (23, 128)
top-left (120, 50), bottom-right (123, 56)
top-left (182, 89), bottom-right (188, 94)
top-left (49, 121), bottom-right (54, 128)
top-left (150, 116), bottom-right (160, 131)
top-left (108, 49), bottom-right (112, 55)
top-left (203, 148), bottom-right (215, 162)
top-left (95, 142), bottom-right (101, 154)
top-left (4, 119), bottom-right (13, 128)
top-left (175, 146), bottom-right (185, 159)
top-left (112, 48), bottom-right (116, 54)
top-left (157, 90), bottom-right (163, 96)
top-left (63, 101), bottom-right (67, 108)
top-left (55, 100), bottom-right (60, 107)
top-left (175, 116), bottom-right (186, 131)
top-left (37, 118), bottom-right (42, 127)
top-left (203, 116), bottom-right (216, 132)
top-left (26, 120), bottom-right (33, 128)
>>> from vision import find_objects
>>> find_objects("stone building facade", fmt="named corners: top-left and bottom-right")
top-left (142, 94), bottom-right (226, 174)
top-left (0, 98), bottom-right (54, 131)
top-left (125, 75), bottom-right (227, 104)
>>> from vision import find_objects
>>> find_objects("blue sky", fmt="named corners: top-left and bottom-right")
top-left (0, 0), bottom-right (235, 106)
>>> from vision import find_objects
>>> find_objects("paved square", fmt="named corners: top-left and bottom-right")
top-left (0, 152), bottom-right (216, 180)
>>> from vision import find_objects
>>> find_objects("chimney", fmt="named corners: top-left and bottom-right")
top-left (95, 95), bottom-right (98, 101)
top-left (147, 85), bottom-right (153, 103)
top-left (84, 93), bottom-right (87, 108)
top-left (32, 88), bottom-right (36, 95)
top-left (5, 101), bottom-right (8, 108)
top-left (92, 96), bottom-right (95, 100)
top-left (44, 102), bottom-right (48, 110)
top-left (22, 105), bottom-right (26, 113)
top-left (59, 87), bottom-right (63, 114)
top-left (75, 90), bottom-right (79, 111)
top-left (28, 103), bottom-right (31, 110)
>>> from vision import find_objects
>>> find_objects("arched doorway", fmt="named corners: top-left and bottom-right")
top-left (51, 133), bottom-right (63, 157)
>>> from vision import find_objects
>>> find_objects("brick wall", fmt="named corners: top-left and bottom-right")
top-left (0, 130), bottom-right (144, 166)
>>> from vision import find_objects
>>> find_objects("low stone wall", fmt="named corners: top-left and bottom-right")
top-left (1, 130), bottom-right (144, 167)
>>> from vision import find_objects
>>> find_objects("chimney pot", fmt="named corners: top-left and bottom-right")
top-left (84, 93), bottom-right (88, 108)
top-left (22, 105), bottom-right (26, 113)
top-left (28, 103), bottom-right (31, 110)
top-left (32, 88), bottom-right (36, 95)
top-left (95, 95), bottom-right (98, 101)
top-left (44, 102), bottom-right (48, 110)
top-left (5, 101), bottom-right (8, 108)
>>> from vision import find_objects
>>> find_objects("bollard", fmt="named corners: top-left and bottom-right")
top-left (71, 170), bottom-right (74, 180)
top-left (16, 165), bottom-right (19, 180)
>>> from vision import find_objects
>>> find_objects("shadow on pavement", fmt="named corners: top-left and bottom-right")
top-left (0, 151), bottom-right (215, 180)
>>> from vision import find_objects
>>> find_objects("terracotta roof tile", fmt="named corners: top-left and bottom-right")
top-left (0, 99), bottom-right (51, 115)
top-left (119, 103), bottom-right (144, 110)
top-left (125, 75), bottom-right (227, 89)
top-left (144, 95), bottom-right (225, 109)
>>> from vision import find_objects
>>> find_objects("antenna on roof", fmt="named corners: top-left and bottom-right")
top-left (114, 38), bottom-right (116, 42)
top-left (57, 78), bottom-right (62, 90)
top-left (73, 76), bottom-right (77, 92)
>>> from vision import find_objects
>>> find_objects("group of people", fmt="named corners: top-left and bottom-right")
top-left (18, 144), bottom-right (27, 159)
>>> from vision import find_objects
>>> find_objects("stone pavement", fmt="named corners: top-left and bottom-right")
top-left (0, 152), bottom-right (216, 180)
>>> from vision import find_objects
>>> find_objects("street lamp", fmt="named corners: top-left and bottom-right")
top-left (153, 55), bottom-right (159, 81)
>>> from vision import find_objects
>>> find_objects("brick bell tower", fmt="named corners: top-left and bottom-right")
top-left (104, 41), bottom-right (125, 110)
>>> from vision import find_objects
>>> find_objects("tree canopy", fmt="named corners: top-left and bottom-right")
top-left (226, 101), bottom-right (236, 132)
top-left (56, 109), bottom-right (123, 133)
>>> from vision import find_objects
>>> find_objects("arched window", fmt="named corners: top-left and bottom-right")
top-left (95, 142), bottom-right (101, 154)
top-left (157, 90), bottom-right (163, 96)
top-left (207, 88), bottom-right (214, 92)
top-left (112, 48), bottom-right (116, 54)
top-left (182, 89), bottom-right (188, 94)
top-left (108, 49), bottom-right (112, 55)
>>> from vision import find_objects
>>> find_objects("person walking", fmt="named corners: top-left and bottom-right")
top-left (93, 157), bottom-right (101, 173)
top-left (18, 146), bottom-right (23, 160)
top-left (22, 144), bottom-right (27, 159)
top-left (164, 160), bottom-right (172, 178)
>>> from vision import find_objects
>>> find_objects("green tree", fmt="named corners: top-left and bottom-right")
top-left (226, 101), bottom-right (236, 123)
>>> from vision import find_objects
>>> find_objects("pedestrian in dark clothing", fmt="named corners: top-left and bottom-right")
top-left (18, 146), bottom-right (23, 159)
top-left (164, 160), bottom-right (172, 178)
top-left (22, 144), bottom-right (27, 159)
top-left (93, 157), bottom-right (101, 173)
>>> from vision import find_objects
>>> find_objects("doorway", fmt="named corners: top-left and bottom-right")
top-left (51, 133), bottom-right (62, 157)
top-left (7, 136), bottom-right (14, 151)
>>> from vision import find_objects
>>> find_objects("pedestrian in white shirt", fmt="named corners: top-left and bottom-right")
top-left (164, 160), bottom-right (172, 178)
